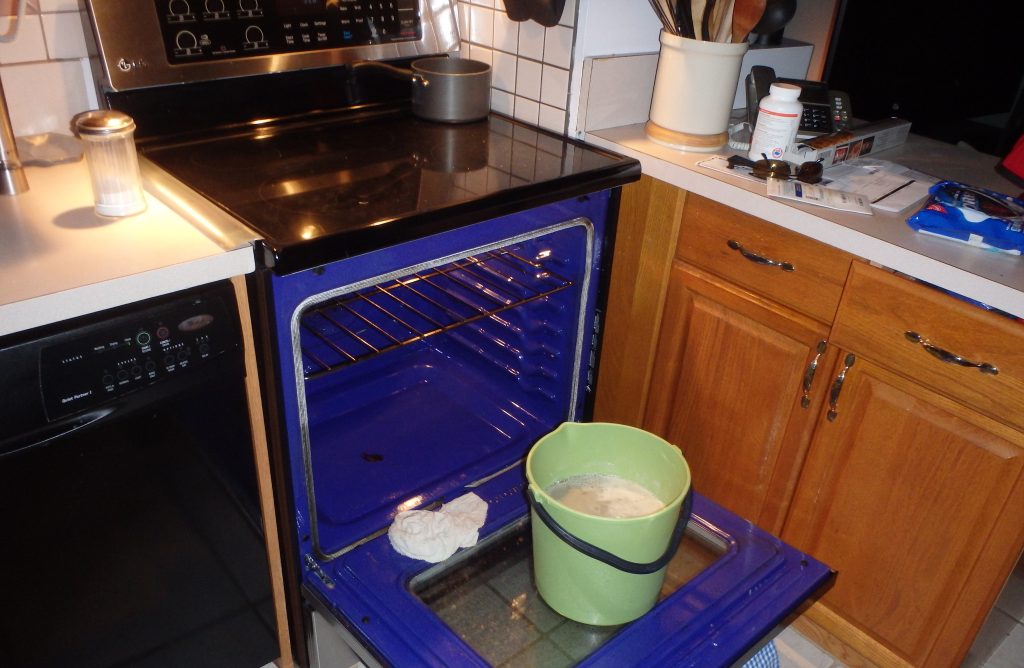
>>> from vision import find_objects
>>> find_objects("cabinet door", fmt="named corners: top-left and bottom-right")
top-left (783, 355), bottom-right (1024, 667)
top-left (644, 262), bottom-right (834, 533)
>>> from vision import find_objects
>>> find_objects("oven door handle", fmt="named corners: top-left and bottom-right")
top-left (526, 486), bottom-right (693, 575)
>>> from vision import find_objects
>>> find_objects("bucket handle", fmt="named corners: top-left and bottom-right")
top-left (526, 486), bottom-right (693, 575)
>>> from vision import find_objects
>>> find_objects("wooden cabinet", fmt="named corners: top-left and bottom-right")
top-left (643, 262), bottom-right (835, 533)
top-left (781, 261), bottom-right (1024, 667)
top-left (783, 351), bottom-right (1024, 667)
top-left (596, 186), bottom-right (1024, 667)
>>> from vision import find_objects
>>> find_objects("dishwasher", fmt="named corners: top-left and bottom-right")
top-left (81, 1), bottom-right (833, 665)
top-left (0, 280), bottom-right (279, 668)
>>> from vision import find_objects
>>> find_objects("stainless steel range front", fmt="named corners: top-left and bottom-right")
top-left (84, 0), bottom-right (458, 90)
top-left (83, 2), bottom-right (832, 666)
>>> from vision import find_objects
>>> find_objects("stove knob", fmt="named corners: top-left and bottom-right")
top-left (238, 0), bottom-right (260, 11)
top-left (244, 24), bottom-right (265, 44)
top-left (175, 30), bottom-right (199, 50)
top-left (168, 0), bottom-right (191, 16)
top-left (205, 0), bottom-right (226, 12)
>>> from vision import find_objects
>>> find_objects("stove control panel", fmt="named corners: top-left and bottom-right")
top-left (39, 292), bottom-right (238, 420)
top-left (154, 0), bottom-right (422, 63)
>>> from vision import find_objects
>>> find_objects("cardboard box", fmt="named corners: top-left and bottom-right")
top-left (784, 118), bottom-right (912, 167)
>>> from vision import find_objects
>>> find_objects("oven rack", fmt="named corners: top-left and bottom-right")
top-left (300, 249), bottom-right (574, 380)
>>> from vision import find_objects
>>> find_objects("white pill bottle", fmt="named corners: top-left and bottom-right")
top-left (748, 83), bottom-right (803, 161)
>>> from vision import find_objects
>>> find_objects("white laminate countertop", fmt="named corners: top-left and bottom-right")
top-left (0, 158), bottom-right (255, 337)
top-left (585, 125), bottom-right (1024, 319)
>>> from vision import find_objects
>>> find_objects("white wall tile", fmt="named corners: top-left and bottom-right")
top-left (538, 103), bottom-right (565, 133)
top-left (558, 0), bottom-right (576, 28)
top-left (540, 64), bottom-right (568, 109)
top-left (41, 10), bottom-right (88, 59)
top-left (514, 57), bottom-right (541, 100)
top-left (1, 57), bottom-right (93, 136)
top-left (470, 0), bottom-right (494, 7)
top-left (513, 96), bottom-right (539, 125)
top-left (38, 0), bottom-right (83, 11)
top-left (543, 25), bottom-right (573, 69)
top-left (0, 0), bottom-right (41, 14)
top-left (491, 49), bottom-right (516, 92)
top-left (492, 10), bottom-right (518, 53)
top-left (517, 19), bottom-right (544, 60)
top-left (0, 14), bottom-right (46, 64)
top-left (457, 1), bottom-right (471, 39)
top-left (467, 43), bottom-right (492, 67)
top-left (468, 5), bottom-right (493, 46)
top-left (491, 88), bottom-right (514, 116)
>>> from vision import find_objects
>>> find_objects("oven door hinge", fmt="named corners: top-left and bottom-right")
top-left (304, 554), bottom-right (336, 589)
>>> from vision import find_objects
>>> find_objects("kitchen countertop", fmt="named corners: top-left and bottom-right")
top-left (584, 124), bottom-right (1024, 319)
top-left (0, 157), bottom-right (255, 337)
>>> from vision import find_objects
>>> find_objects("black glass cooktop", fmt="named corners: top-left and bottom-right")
top-left (142, 110), bottom-right (639, 273)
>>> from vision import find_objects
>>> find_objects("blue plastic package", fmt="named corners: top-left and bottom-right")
top-left (906, 180), bottom-right (1024, 254)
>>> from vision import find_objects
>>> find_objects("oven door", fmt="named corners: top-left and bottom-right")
top-left (258, 193), bottom-right (831, 667)
top-left (303, 472), bottom-right (830, 668)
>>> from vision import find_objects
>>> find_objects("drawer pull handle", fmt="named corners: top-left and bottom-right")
top-left (827, 353), bottom-right (856, 422)
top-left (801, 340), bottom-right (828, 408)
top-left (903, 331), bottom-right (999, 375)
top-left (727, 240), bottom-right (795, 272)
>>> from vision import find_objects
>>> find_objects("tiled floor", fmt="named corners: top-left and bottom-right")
top-left (776, 556), bottom-right (1024, 668)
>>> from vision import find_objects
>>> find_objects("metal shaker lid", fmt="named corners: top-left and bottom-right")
top-left (72, 110), bottom-right (136, 136)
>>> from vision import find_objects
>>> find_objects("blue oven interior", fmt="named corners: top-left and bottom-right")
top-left (270, 195), bottom-right (611, 564)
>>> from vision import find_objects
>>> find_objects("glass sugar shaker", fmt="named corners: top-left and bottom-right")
top-left (72, 110), bottom-right (147, 217)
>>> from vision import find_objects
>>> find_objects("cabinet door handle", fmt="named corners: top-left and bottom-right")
top-left (801, 340), bottom-right (828, 408)
top-left (827, 353), bottom-right (856, 422)
top-left (904, 331), bottom-right (999, 375)
top-left (726, 240), bottom-right (795, 272)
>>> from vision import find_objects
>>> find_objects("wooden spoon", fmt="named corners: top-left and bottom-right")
top-left (731, 0), bottom-right (765, 43)
top-left (691, 0), bottom-right (706, 39)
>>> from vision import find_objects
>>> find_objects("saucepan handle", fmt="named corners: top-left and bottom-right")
top-left (526, 486), bottom-right (693, 575)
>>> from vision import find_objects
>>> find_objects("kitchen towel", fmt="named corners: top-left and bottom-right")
top-left (388, 493), bottom-right (488, 563)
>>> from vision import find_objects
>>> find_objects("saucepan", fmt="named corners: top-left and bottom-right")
top-left (352, 57), bottom-right (491, 123)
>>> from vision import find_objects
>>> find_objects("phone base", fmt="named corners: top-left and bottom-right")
top-left (645, 121), bottom-right (727, 152)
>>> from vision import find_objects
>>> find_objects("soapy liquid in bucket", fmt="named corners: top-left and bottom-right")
top-left (546, 473), bottom-right (665, 518)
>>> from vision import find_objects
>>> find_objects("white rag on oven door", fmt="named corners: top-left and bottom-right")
top-left (388, 492), bottom-right (488, 563)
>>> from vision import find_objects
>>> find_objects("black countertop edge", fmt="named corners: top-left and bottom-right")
top-left (259, 159), bottom-right (642, 275)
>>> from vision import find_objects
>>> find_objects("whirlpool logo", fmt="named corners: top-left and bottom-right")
top-left (116, 57), bottom-right (149, 72)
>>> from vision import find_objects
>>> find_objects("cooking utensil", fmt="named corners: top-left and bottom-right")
top-left (690, 0), bottom-right (706, 39)
top-left (700, 0), bottom-right (716, 43)
top-left (672, 0), bottom-right (695, 38)
top-left (352, 57), bottom-right (491, 123)
top-left (503, 0), bottom-right (567, 27)
top-left (731, 0), bottom-right (765, 43)
top-left (711, 0), bottom-right (733, 42)
top-left (649, 0), bottom-right (677, 34)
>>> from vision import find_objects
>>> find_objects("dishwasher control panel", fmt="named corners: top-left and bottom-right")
top-left (39, 290), bottom-right (239, 421)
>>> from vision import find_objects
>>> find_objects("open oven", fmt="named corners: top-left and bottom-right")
top-left (83, 1), bottom-right (832, 666)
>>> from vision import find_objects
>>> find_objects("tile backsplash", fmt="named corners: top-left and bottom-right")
top-left (0, 1), bottom-right (581, 140)
top-left (0, 0), bottom-right (96, 138)
top-left (456, 0), bottom-right (577, 134)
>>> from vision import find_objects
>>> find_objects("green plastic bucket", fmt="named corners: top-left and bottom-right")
top-left (526, 422), bottom-right (692, 626)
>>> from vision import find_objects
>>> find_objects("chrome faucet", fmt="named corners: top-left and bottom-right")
top-left (0, 76), bottom-right (28, 195)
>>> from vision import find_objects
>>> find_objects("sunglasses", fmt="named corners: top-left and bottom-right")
top-left (727, 154), bottom-right (824, 185)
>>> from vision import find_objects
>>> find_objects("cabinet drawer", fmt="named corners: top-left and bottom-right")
top-left (678, 195), bottom-right (854, 323)
top-left (831, 261), bottom-right (1024, 431)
